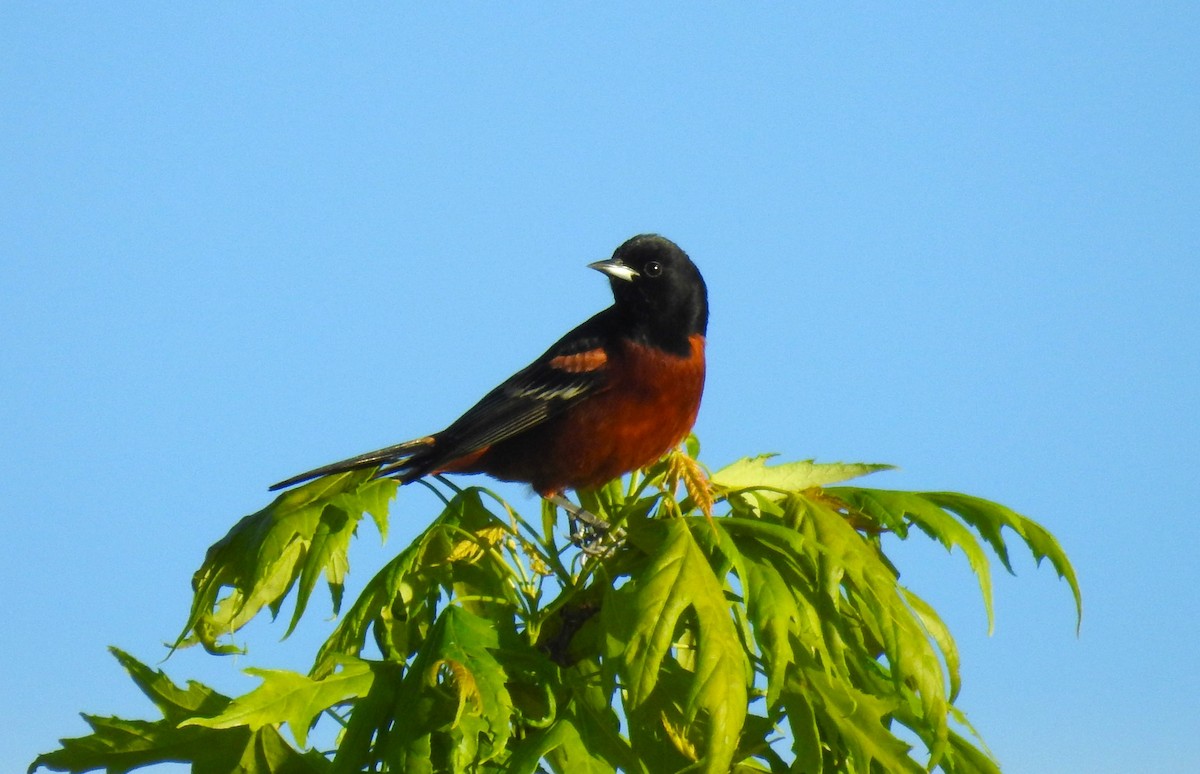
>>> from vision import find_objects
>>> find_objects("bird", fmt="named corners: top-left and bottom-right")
top-left (270, 234), bottom-right (708, 513)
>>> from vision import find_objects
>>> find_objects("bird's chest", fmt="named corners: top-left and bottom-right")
top-left (549, 335), bottom-right (706, 486)
top-left (481, 335), bottom-right (706, 495)
top-left (604, 336), bottom-right (706, 423)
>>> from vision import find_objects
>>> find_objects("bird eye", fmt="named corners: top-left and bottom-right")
top-left (644, 261), bottom-right (663, 277)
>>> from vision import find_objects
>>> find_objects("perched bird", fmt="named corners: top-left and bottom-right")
top-left (270, 234), bottom-right (708, 505)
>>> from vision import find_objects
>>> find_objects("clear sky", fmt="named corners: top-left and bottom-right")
top-left (3, 4), bottom-right (1197, 772)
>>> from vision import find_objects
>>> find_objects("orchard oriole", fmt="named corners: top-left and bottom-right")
top-left (270, 234), bottom-right (708, 505)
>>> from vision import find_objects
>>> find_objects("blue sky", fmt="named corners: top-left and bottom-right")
top-left (3, 4), bottom-right (1197, 772)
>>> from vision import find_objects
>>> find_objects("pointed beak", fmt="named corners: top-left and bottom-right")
top-left (588, 258), bottom-right (639, 282)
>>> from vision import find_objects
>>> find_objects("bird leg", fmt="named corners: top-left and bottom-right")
top-left (547, 494), bottom-right (625, 556)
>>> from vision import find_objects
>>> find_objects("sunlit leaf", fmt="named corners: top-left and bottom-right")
top-left (831, 487), bottom-right (998, 633)
top-left (107, 647), bottom-right (228, 723)
top-left (41, 443), bottom-right (1081, 773)
top-left (383, 606), bottom-right (514, 770)
top-left (902, 587), bottom-right (963, 703)
top-left (29, 650), bottom-right (326, 774)
top-left (924, 492), bottom-right (1083, 630)
top-left (182, 659), bottom-right (373, 748)
top-left (327, 660), bottom-right (402, 774)
top-left (558, 663), bottom-right (641, 773)
top-left (788, 657), bottom-right (922, 774)
top-left (796, 493), bottom-right (951, 759)
top-left (312, 488), bottom-right (506, 678)
top-left (179, 471), bottom-right (398, 654)
top-left (603, 519), bottom-right (749, 773)
top-left (507, 717), bottom-right (616, 774)
top-left (712, 456), bottom-right (893, 493)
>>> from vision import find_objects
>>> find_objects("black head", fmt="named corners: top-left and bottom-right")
top-left (589, 234), bottom-right (708, 353)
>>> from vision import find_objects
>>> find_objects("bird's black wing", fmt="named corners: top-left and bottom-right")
top-left (270, 308), bottom-right (618, 491)
top-left (403, 307), bottom-right (618, 473)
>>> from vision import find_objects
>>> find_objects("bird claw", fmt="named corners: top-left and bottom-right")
top-left (549, 495), bottom-right (625, 557)
top-left (571, 522), bottom-right (627, 558)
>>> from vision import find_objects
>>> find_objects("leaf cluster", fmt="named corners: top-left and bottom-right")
top-left (31, 440), bottom-right (1080, 773)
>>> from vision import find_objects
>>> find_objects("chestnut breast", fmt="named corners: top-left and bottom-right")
top-left (478, 334), bottom-right (706, 496)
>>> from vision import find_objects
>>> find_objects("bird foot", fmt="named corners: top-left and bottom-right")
top-left (547, 494), bottom-right (626, 557)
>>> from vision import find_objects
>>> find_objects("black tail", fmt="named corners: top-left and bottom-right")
top-left (268, 436), bottom-right (436, 491)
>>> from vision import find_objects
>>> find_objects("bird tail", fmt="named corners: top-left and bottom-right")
top-left (268, 436), bottom-right (436, 491)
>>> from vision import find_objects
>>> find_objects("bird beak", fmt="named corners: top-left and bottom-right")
top-left (588, 258), bottom-right (639, 282)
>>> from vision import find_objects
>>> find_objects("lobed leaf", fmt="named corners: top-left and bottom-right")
top-left (557, 663), bottom-right (642, 773)
top-left (179, 471), bottom-right (398, 654)
top-left (29, 651), bottom-right (326, 774)
top-left (312, 487), bottom-right (509, 677)
top-left (40, 447), bottom-right (1080, 773)
top-left (924, 492), bottom-right (1083, 631)
top-left (830, 487), bottom-right (998, 634)
top-left (797, 493), bottom-right (951, 761)
top-left (602, 519), bottom-right (749, 773)
top-left (181, 659), bottom-right (374, 748)
top-left (382, 606), bottom-right (514, 770)
top-left (107, 646), bottom-right (229, 724)
top-left (327, 660), bottom-right (403, 774)
top-left (787, 658), bottom-right (922, 774)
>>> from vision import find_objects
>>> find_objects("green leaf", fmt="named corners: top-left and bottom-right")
top-left (791, 493), bottom-right (951, 761)
top-left (780, 685), bottom-right (823, 774)
top-left (312, 523), bottom-right (440, 677)
top-left (830, 487), bottom-right (997, 634)
top-left (924, 492), bottom-right (1083, 631)
top-left (182, 658), bottom-right (374, 748)
top-left (180, 471), bottom-right (398, 654)
top-left (711, 527), bottom-right (800, 707)
top-left (38, 438), bottom-right (1082, 773)
top-left (941, 727), bottom-right (1002, 774)
top-left (383, 606), bottom-right (514, 771)
top-left (507, 717), bottom-right (616, 774)
top-left (107, 647), bottom-right (229, 724)
top-left (29, 650), bottom-right (326, 774)
top-left (705, 515), bottom-right (843, 692)
top-left (558, 663), bottom-right (642, 773)
top-left (732, 713), bottom-right (788, 773)
top-left (788, 658), bottom-right (922, 774)
top-left (901, 587), bottom-right (962, 703)
top-left (602, 519), bottom-right (749, 773)
top-left (712, 455), bottom-right (893, 493)
top-left (328, 660), bottom-right (403, 774)
top-left (312, 487), bottom-right (511, 678)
